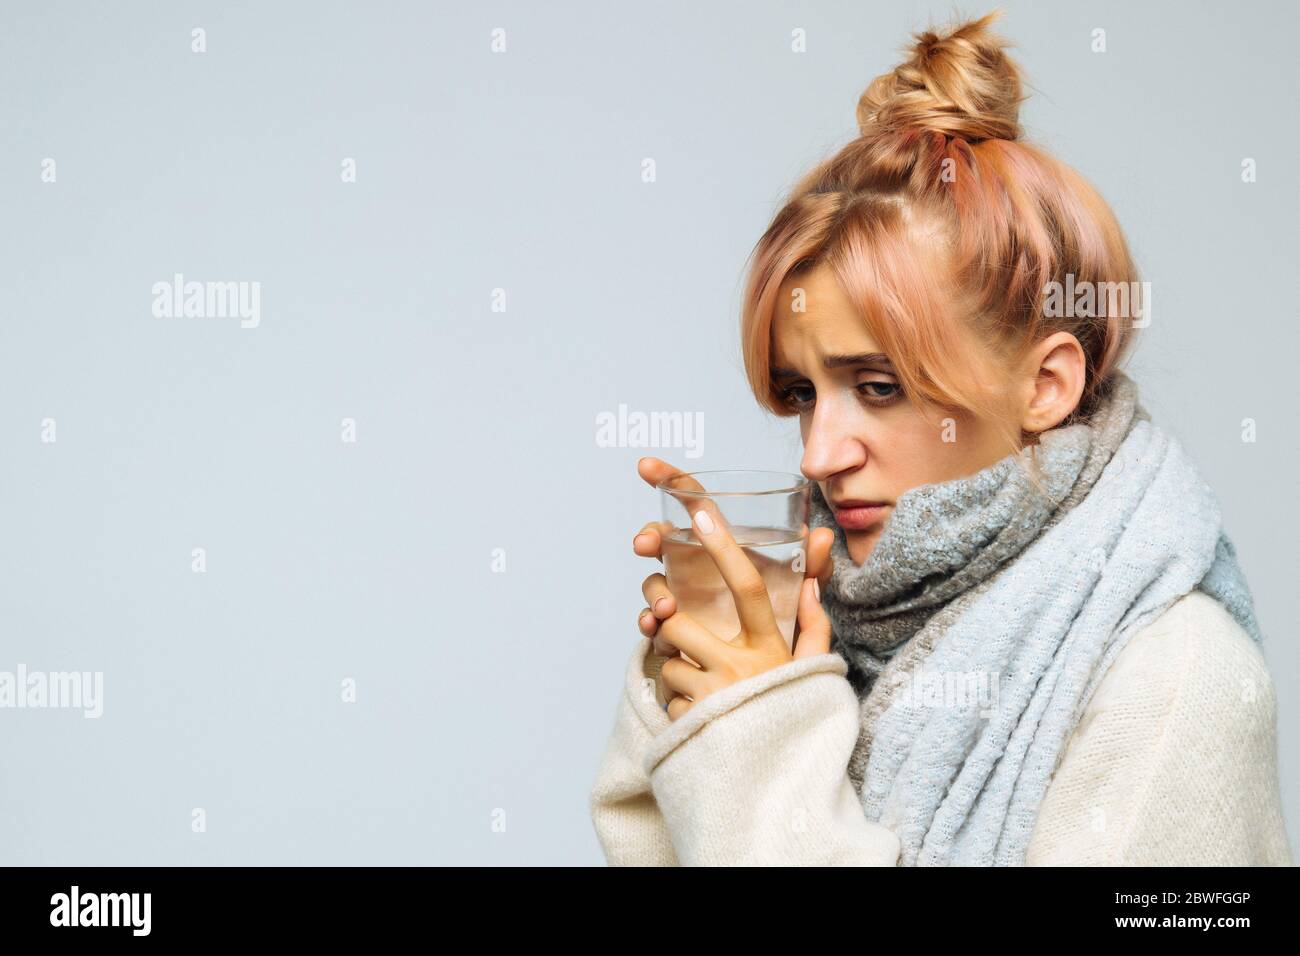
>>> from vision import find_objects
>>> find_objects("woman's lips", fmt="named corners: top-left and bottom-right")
top-left (832, 502), bottom-right (889, 530)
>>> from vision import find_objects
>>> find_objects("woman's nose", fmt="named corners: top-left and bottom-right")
top-left (800, 401), bottom-right (867, 482)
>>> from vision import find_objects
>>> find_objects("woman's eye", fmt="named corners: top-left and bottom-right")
top-left (858, 381), bottom-right (902, 404)
top-left (777, 379), bottom-right (901, 412)
top-left (779, 384), bottom-right (815, 411)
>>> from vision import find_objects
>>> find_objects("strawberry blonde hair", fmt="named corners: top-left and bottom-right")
top-left (740, 9), bottom-right (1141, 464)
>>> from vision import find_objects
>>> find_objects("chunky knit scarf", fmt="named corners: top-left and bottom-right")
top-left (808, 369), bottom-right (1264, 865)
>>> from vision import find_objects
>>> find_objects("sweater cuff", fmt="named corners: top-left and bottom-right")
top-left (621, 638), bottom-right (673, 736)
top-left (642, 652), bottom-right (849, 774)
top-left (638, 651), bottom-right (899, 865)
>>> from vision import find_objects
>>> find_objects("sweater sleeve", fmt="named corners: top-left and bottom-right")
top-left (590, 637), bottom-right (901, 866)
top-left (1026, 590), bottom-right (1294, 866)
top-left (640, 646), bottom-right (901, 866)
top-left (588, 639), bottom-right (680, 865)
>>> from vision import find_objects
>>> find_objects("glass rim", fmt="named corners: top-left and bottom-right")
top-left (655, 469), bottom-right (810, 498)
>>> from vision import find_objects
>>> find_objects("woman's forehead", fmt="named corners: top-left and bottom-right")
top-left (772, 303), bottom-right (884, 373)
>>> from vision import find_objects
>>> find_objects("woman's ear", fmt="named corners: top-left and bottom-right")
top-left (1019, 332), bottom-right (1087, 432)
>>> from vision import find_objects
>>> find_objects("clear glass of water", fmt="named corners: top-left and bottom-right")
top-left (656, 470), bottom-right (811, 658)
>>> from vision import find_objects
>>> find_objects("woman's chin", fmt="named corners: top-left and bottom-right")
top-left (845, 528), bottom-right (883, 566)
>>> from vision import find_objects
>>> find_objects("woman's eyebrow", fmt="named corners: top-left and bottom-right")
top-left (772, 352), bottom-right (894, 378)
top-left (825, 351), bottom-right (894, 369)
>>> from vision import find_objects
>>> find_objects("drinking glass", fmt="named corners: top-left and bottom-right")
top-left (656, 470), bottom-right (811, 665)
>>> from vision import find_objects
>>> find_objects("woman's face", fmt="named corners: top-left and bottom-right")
top-left (771, 263), bottom-right (1021, 566)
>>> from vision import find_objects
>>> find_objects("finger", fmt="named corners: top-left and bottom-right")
top-left (666, 694), bottom-right (693, 721)
top-left (660, 656), bottom-right (711, 700)
top-left (637, 607), bottom-right (680, 656)
top-left (641, 572), bottom-right (677, 620)
top-left (637, 607), bottom-right (658, 637)
top-left (652, 635), bottom-right (678, 657)
top-left (643, 458), bottom-right (728, 533)
top-left (640, 573), bottom-right (687, 657)
top-left (689, 507), bottom-right (780, 641)
top-left (806, 526), bottom-right (835, 588)
top-left (637, 456), bottom-right (694, 492)
top-left (632, 520), bottom-right (674, 563)
top-left (657, 609), bottom-right (731, 669)
top-left (792, 576), bottom-right (832, 659)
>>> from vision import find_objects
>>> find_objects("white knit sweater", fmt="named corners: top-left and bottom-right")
top-left (589, 590), bottom-right (1292, 865)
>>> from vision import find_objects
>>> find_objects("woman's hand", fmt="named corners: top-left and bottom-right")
top-left (630, 456), bottom-right (835, 720)
top-left (629, 457), bottom-right (725, 658)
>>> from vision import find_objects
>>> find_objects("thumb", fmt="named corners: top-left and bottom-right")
top-left (805, 526), bottom-right (835, 589)
top-left (792, 576), bottom-right (832, 659)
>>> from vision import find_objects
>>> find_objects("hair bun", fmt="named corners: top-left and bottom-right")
top-left (857, 10), bottom-right (1024, 144)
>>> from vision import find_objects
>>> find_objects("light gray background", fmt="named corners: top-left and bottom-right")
top-left (1, 0), bottom-right (1294, 864)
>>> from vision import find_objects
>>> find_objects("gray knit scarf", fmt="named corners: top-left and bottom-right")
top-left (808, 369), bottom-right (1264, 865)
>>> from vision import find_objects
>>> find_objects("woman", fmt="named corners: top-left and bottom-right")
top-left (588, 11), bottom-right (1291, 866)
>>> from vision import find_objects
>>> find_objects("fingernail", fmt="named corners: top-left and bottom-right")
top-left (694, 510), bottom-right (715, 534)
top-left (633, 532), bottom-right (650, 550)
top-left (639, 610), bottom-right (653, 628)
top-left (654, 596), bottom-right (670, 614)
top-left (812, 577), bottom-right (821, 601)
